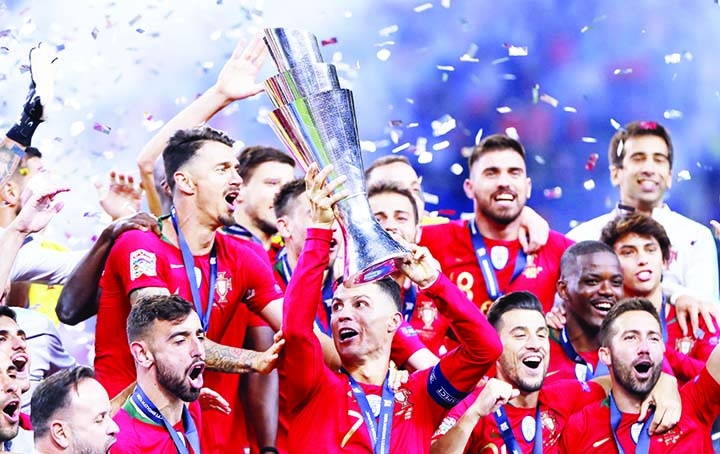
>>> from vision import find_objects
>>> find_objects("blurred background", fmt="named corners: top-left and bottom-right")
top-left (1, 0), bottom-right (720, 355)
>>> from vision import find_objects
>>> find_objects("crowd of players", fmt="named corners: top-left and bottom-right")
top-left (1, 37), bottom-right (720, 454)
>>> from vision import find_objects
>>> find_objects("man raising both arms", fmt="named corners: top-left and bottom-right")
top-left (282, 164), bottom-right (502, 453)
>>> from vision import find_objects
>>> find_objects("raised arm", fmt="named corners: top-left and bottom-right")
top-left (137, 37), bottom-right (266, 215)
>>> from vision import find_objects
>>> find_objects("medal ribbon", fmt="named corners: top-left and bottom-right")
top-left (559, 327), bottom-right (608, 385)
top-left (341, 369), bottom-right (394, 454)
top-left (170, 206), bottom-right (217, 331)
top-left (493, 405), bottom-right (542, 454)
top-left (660, 294), bottom-right (668, 344)
top-left (222, 224), bottom-right (263, 245)
top-left (468, 220), bottom-right (527, 301)
top-left (402, 285), bottom-right (417, 322)
top-left (609, 393), bottom-right (653, 454)
top-left (131, 385), bottom-right (201, 454)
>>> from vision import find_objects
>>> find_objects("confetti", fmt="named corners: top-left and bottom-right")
top-left (580, 14), bottom-right (607, 33)
top-left (613, 68), bottom-right (633, 75)
top-left (93, 122), bottom-right (112, 134)
top-left (543, 187), bottom-right (563, 199)
top-left (437, 65), bottom-right (455, 71)
top-left (91, 26), bottom-right (99, 39)
top-left (503, 44), bottom-right (528, 56)
top-left (585, 153), bottom-right (599, 170)
top-left (534, 155), bottom-right (546, 165)
top-left (663, 109), bottom-right (683, 119)
top-left (136, 28), bottom-right (145, 34)
top-left (360, 140), bottom-right (377, 152)
top-left (474, 128), bottom-right (484, 145)
top-left (677, 170), bottom-right (691, 181)
top-left (417, 151), bottom-right (433, 164)
top-left (390, 128), bottom-right (402, 144)
top-left (450, 163), bottom-right (464, 175)
top-left (441, 0), bottom-right (451, 7)
top-left (376, 48), bottom-right (391, 61)
top-left (610, 118), bottom-right (622, 130)
top-left (431, 114), bottom-right (456, 136)
top-left (379, 25), bottom-right (398, 36)
top-left (321, 37), bottom-right (338, 46)
top-left (407, 122), bottom-right (419, 128)
top-left (501, 74), bottom-right (517, 80)
top-left (433, 140), bottom-right (450, 151)
top-left (582, 137), bottom-right (597, 143)
top-left (584, 179), bottom-right (596, 190)
top-left (505, 127), bottom-right (519, 140)
top-left (564, 106), bottom-right (578, 113)
top-left (460, 43), bottom-right (479, 62)
top-left (540, 93), bottom-right (559, 108)
top-left (414, 3), bottom-right (433, 12)
top-left (497, 106), bottom-right (512, 114)
top-left (532, 84), bottom-right (539, 104)
top-left (664, 53), bottom-right (682, 64)
top-left (392, 143), bottom-right (411, 153)
top-left (389, 120), bottom-right (403, 127)
top-left (492, 57), bottom-right (509, 65)
top-left (128, 14), bottom-right (142, 26)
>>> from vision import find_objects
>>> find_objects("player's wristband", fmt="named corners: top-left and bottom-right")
top-left (6, 94), bottom-right (45, 147)
top-left (259, 448), bottom-right (279, 454)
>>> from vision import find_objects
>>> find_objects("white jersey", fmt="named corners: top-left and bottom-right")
top-left (567, 204), bottom-right (719, 302)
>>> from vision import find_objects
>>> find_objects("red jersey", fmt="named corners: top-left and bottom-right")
top-left (420, 220), bottom-right (573, 313)
top-left (545, 329), bottom-right (602, 385)
top-left (559, 368), bottom-right (720, 453)
top-left (408, 288), bottom-right (453, 355)
top-left (283, 228), bottom-right (502, 453)
top-left (112, 399), bottom-right (202, 454)
top-left (95, 228), bottom-right (282, 397)
top-left (432, 379), bottom-right (606, 453)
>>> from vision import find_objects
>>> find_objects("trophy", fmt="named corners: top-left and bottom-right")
top-left (263, 28), bottom-right (410, 286)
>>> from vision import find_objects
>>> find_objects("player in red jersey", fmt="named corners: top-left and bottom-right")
top-left (560, 298), bottom-right (720, 453)
top-left (419, 134), bottom-right (573, 314)
top-left (282, 164), bottom-right (502, 453)
top-left (368, 181), bottom-right (454, 356)
top-left (112, 294), bottom-right (209, 453)
top-left (548, 240), bottom-right (626, 385)
top-left (600, 213), bottom-right (720, 383)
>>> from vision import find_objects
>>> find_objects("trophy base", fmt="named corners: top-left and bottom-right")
top-left (346, 256), bottom-right (405, 286)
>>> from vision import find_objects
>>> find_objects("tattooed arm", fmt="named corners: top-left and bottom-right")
top-left (0, 139), bottom-right (25, 187)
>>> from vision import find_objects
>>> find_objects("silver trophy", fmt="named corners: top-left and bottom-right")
top-left (263, 27), bottom-right (410, 286)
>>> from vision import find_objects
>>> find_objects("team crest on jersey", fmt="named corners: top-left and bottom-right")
top-left (541, 410), bottom-right (559, 446)
top-left (394, 387), bottom-right (414, 419)
top-left (522, 254), bottom-right (543, 279)
top-left (419, 301), bottom-right (438, 329)
top-left (490, 246), bottom-right (509, 269)
top-left (130, 249), bottom-right (157, 281)
top-left (215, 272), bottom-right (232, 302)
top-left (675, 336), bottom-right (696, 354)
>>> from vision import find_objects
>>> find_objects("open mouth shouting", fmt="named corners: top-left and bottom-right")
top-left (10, 353), bottom-right (29, 381)
top-left (1, 397), bottom-right (20, 425)
top-left (224, 190), bottom-right (240, 211)
top-left (338, 327), bottom-right (359, 343)
top-left (187, 361), bottom-right (205, 390)
top-left (632, 357), bottom-right (654, 381)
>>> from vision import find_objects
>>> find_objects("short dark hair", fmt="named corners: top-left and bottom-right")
top-left (127, 294), bottom-right (195, 343)
top-left (608, 121), bottom-right (674, 169)
top-left (486, 291), bottom-right (544, 329)
top-left (365, 155), bottom-right (414, 181)
top-left (560, 240), bottom-right (617, 278)
top-left (24, 147), bottom-right (42, 159)
top-left (599, 297), bottom-right (661, 347)
top-left (367, 182), bottom-right (419, 225)
top-left (31, 366), bottom-right (96, 438)
top-left (600, 213), bottom-right (672, 262)
top-left (274, 178), bottom-right (306, 219)
top-left (236, 146), bottom-right (295, 183)
top-left (162, 126), bottom-right (234, 192)
top-left (0, 306), bottom-right (17, 321)
top-left (469, 134), bottom-right (526, 169)
top-left (333, 276), bottom-right (402, 313)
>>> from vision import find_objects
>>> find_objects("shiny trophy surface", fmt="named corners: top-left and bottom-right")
top-left (263, 27), bottom-right (410, 286)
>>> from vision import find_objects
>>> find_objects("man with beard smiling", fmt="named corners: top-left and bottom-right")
top-left (112, 294), bottom-right (207, 453)
top-left (560, 298), bottom-right (720, 453)
top-left (31, 366), bottom-right (118, 454)
top-left (0, 352), bottom-right (22, 452)
top-left (420, 134), bottom-right (573, 314)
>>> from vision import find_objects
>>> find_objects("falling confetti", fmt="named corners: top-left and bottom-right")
top-left (613, 68), bottom-right (633, 75)
top-left (564, 106), bottom-right (578, 113)
top-left (582, 137), bottom-right (597, 143)
top-left (93, 122), bottom-right (112, 134)
top-left (414, 2), bottom-right (433, 12)
top-left (376, 48), bottom-right (391, 61)
top-left (450, 163), bottom-right (464, 175)
top-left (417, 151), bottom-right (433, 164)
top-left (492, 57), bottom-right (510, 65)
top-left (534, 155), bottom-right (546, 165)
top-left (392, 143), bottom-right (410, 153)
top-left (543, 187), bottom-right (563, 199)
top-left (585, 153), bottom-right (599, 170)
top-left (128, 14), bottom-right (142, 26)
top-left (532, 84), bottom-right (540, 104)
top-left (437, 65), bottom-right (455, 71)
top-left (321, 37), bottom-right (338, 46)
top-left (433, 140), bottom-right (450, 151)
top-left (677, 170), bottom-right (691, 181)
top-left (474, 128), bottom-right (484, 145)
top-left (360, 141), bottom-right (377, 152)
top-left (503, 44), bottom-right (528, 56)
top-left (389, 120), bottom-right (403, 127)
top-left (497, 106), bottom-right (512, 114)
top-left (584, 179), bottom-right (596, 190)
top-left (610, 118), bottom-right (622, 130)
top-left (540, 94), bottom-right (559, 108)
top-left (664, 53), bottom-right (682, 64)
top-left (460, 43), bottom-right (479, 62)
top-left (505, 127), bottom-right (519, 140)
top-left (663, 109), bottom-right (683, 119)
top-left (379, 25), bottom-right (398, 36)
top-left (91, 26), bottom-right (99, 39)
top-left (431, 114), bottom-right (456, 136)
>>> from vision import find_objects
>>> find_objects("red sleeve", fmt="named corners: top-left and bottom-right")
top-left (683, 367), bottom-right (720, 425)
top-left (282, 228), bottom-right (333, 411)
top-left (109, 230), bottom-right (169, 295)
top-left (558, 410), bottom-right (587, 454)
top-left (430, 386), bottom-right (480, 442)
top-left (665, 347), bottom-right (705, 384)
top-left (238, 242), bottom-right (283, 315)
top-left (422, 273), bottom-right (502, 394)
top-left (692, 319), bottom-right (720, 361)
top-left (390, 322), bottom-right (426, 367)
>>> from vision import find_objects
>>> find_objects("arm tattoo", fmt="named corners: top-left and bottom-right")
top-left (205, 339), bottom-right (258, 374)
top-left (0, 142), bottom-right (24, 187)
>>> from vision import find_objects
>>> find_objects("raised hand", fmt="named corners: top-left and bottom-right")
top-left (12, 181), bottom-right (69, 235)
top-left (394, 235), bottom-right (441, 289)
top-left (96, 171), bottom-right (143, 221)
top-left (214, 36), bottom-right (268, 102)
top-left (305, 163), bottom-right (348, 228)
top-left (252, 331), bottom-right (286, 374)
top-left (468, 378), bottom-right (519, 418)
